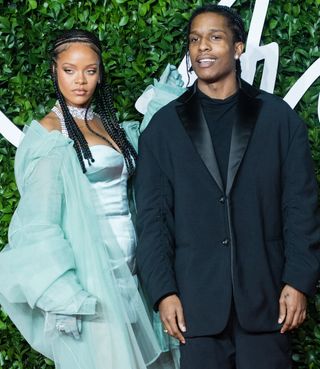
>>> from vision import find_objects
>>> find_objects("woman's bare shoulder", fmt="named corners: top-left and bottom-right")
top-left (39, 111), bottom-right (61, 132)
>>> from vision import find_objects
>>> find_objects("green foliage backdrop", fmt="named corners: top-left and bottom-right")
top-left (0, 0), bottom-right (319, 367)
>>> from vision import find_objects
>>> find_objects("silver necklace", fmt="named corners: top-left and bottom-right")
top-left (52, 102), bottom-right (97, 137)
top-left (67, 104), bottom-right (95, 120)
top-left (53, 101), bottom-right (95, 120)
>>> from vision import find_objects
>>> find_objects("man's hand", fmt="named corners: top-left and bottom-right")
top-left (159, 294), bottom-right (186, 344)
top-left (278, 284), bottom-right (307, 334)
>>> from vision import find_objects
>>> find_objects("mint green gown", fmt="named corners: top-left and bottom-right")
top-left (0, 77), bottom-right (186, 368)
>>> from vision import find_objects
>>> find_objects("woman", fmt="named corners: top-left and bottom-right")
top-left (0, 29), bottom-right (185, 369)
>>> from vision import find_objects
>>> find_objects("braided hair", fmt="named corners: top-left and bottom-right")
top-left (186, 4), bottom-right (247, 82)
top-left (51, 29), bottom-right (137, 175)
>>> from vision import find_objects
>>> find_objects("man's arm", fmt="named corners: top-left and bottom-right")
top-left (135, 132), bottom-right (186, 343)
top-left (136, 132), bottom-right (177, 304)
top-left (280, 109), bottom-right (320, 332)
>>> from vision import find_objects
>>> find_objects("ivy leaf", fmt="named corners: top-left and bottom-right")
top-left (138, 3), bottom-right (149, 16)
top-left (64, 17), bottom-right (75, 29)
top-left (119, 15), bottom-right (129, 27)
top-left (28, 0), bottom-right (37, 10)
top-left (269, 19), bottom-right (278, 29)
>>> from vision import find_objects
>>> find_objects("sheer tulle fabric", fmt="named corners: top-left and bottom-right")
top-left (0, 122), bottom-right (178, 368)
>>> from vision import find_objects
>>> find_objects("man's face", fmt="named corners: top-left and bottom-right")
top-left (188, 12), bottom-right (243, 88)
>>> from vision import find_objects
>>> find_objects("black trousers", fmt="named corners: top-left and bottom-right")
top-left (180, 308), bottom-right (291, 369)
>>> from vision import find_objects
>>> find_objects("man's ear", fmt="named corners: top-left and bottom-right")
top-left (234, 42), bottom-right (244, 59)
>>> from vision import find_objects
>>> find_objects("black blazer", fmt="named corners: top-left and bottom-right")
top-left (135, 80), bottom-right (320, 336)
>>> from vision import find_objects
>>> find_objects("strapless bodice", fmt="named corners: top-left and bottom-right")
top-left (84, 145), bottom-right (136, 274)
top-left (85, 145), bottom-right (130, 217)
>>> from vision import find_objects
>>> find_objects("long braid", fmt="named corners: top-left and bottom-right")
top-left (51, 29), bottom-right (137, 175)
top-left (52, 69), bottom-right (94, 172)
top-left (95, 79), bottom-right (137, 176)
top-left (186, 4), bottom-right (247, 80)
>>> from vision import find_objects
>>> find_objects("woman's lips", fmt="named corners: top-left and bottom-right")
top-left (73, 90), bottom-right (86, 96)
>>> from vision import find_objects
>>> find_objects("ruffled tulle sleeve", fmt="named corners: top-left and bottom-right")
top-left (0, 122), bottom-right (96, 315)
top-left (139, 78), bottom-right (186, 133)
top-left (121, 64), bottom-right (186, 150)
top-left (121, 120), bottom-right (140, 153)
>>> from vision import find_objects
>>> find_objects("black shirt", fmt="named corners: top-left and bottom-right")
top-left (197, 87), bottom-right (238, 189)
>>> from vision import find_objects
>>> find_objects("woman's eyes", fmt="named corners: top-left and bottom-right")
top-left (63, 69), bottom-right (97, 75)
top-left (87, 69), bottom-right (97, 75)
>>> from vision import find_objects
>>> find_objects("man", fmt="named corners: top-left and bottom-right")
top-left (136, 4), bottom-right (320, 369)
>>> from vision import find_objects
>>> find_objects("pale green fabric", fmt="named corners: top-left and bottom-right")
top-left (122, 78), bottom-right (186, 151)
top-left (0, 76), bottom-right (186, 368)
top-left (0, 122), bottom-right (160, 367)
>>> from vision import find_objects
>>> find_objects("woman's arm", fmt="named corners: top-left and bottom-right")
top-left (0, 146), bottom-right (96, 316)
top-left (122, 64), bottom-right (186, 151)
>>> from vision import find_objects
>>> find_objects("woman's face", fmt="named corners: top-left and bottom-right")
top-left (55, 43), bottom-right (100, 108)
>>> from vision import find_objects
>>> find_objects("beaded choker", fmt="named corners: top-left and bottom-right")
top-left (52, 103), bottom-right (97, 138)
top-left (54, 102), bottom-right (95, 120)
top-left (68, 105), bottom-right (95, 120)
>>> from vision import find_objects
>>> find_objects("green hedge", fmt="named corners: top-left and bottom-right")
top-left (0, 0), bottom-right (319, 368)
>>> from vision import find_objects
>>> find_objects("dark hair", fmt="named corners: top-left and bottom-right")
top-left (186, 4), bottom-right (247, 80)
top-left (51, 29), bottom-right (137, 176)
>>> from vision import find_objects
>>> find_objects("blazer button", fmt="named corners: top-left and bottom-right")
top-left (219, 196), bottom-right (225, 204)
top-left (222, 238), bottom-right (230, 246)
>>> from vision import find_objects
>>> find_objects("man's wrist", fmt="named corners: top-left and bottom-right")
top-left (154, 292), bottom-right (178, 311)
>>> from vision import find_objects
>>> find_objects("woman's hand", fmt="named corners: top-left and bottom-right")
top-left (159, 64), bottom-right (184, 88)
top-left (55, 314), bottom-right (82, 340)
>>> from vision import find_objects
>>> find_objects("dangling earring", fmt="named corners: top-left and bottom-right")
top-left (186, 52), bottom-right (193, 72)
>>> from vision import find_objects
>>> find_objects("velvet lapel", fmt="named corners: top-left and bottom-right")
top-left (176, 86), bottom-right (224, 192)
top-left (225, 81), bottom-right (262, 195)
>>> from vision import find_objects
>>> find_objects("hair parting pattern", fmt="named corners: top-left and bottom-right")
top-left (185, 4), bottom-right (247, 85)
top-left (51, 29), bottom-right (137, 176)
